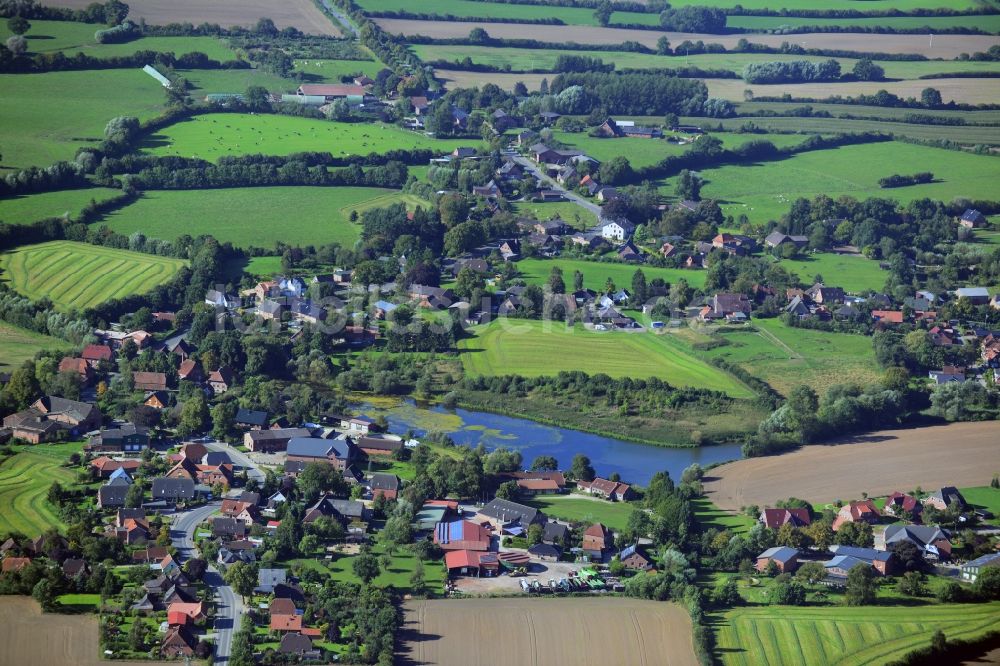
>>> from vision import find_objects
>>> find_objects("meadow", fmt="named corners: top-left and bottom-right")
top-left (775, 253), bottom-right (887, 293)
top-left (663, 140), bottom-right (1000, 224)
top-left (511, 200), bottom-right (598, 228)
top-left (729, 13), bottom-right (1000, 32)
top-left (711, 77), bottom-right (1000, 105)
top-left (0, 445), bottom-right (80, 537)
top-left (687, 117), bottom-right (1000, 145)
top-left (141, 113), bottom-right (474, 160)
top-left (458, 319), bottom-right (754, 397)
top-left (515, 257), bottom-right (707, 291)
top-left (734, 102), bottom-right (1000, 123)
top-left (523, 495), bottom-right (635, 531)
top-left (100, 186), bottom-right (405, 248)
top-left (717, 602), bottom-right (1000, 666)
top-left (0, 322), bottom-right (71, 372)
top-left (292, 58), bottom-right (383, 82)
top-left (691, 498), bottom-right (757, 535)
top-left (0, 187), bottom-right (121, 224)
top-left (0, 241), bottom-right (186, 311)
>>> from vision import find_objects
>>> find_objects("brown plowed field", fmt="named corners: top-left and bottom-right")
top-left (703, 421), bottom-right (1000, 511)
top-left (46, 0), bottom-right (340, 35)
top-left (378, 18), bottom-right (999, 58)
top-left (399, 597), bottom-right (698, 666)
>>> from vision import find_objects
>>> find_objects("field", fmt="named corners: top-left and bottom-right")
top-left (692, 498), bottom-right (757, 534)
top-left (399, 597), bottom-right (698, 666)
top-left (0, 445), bottom-right (80, 537)
top-left (775, 253), bottom-right (887, 293)
top-left (142, 113), bottom-right (474, 160)
top-left (0, 322), bottom-right (71, 372)
top-left (686, 116), bottom-right (1000, 145)
top-left (0, 241), bottom-right (186, 311)
top-left (101, 186), bottom-right (403, 248)
top-left (666, 140), bottom-right (1000, 224)
top-left (292, 58), bottom-right (384, 83)
top-left (0, 69), bottom-right (167, 170)
top-left (703, 421), bottom-right (1000, 511)
top-left (710, 77), bottom-right (1000, 105)
top-left (46, 0), bottom-right (341, 36)
top-left (523, 495), bottom-right (635, 531)
top-left (294, 542), bottom-right (447, 594)
top-left (0, 187), bottom-right (121, 224)
top-left (458, 320), bottom-right (754, 397)
top-left (516, 257), bottom-right (707, 291)
top-left (728, 13), bottom-right (1000, 32)
top-left (511, 200), bottom-right (598, 228)
top-left (717, 603), bottom-right (1000, 666)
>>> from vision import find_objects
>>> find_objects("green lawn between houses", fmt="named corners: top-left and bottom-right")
top-left (515, 257), bottom-right (708, 292)
top-left (523, 495), bottom-right (635, 532)
top-left (0, 321), bottom-right (72, 372)
top-left (286, 541), bottom-right (447, 595)
top-left (692, 498), bottom-right (757, 535)
top-left (774, 253), bottom-right (888, 294)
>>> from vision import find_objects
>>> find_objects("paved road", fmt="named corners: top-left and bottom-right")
top-left (511, 154), bottom-right (604, 220)
top-left (170, 501), bottom-right (243, 665)
top-left (204, 441), bottom-right (266, 486)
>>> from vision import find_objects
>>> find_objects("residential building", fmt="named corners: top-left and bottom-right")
top-left (577, 477), bottom-right (635, 502)
top-left (88, 424), bottom-right (149, 453)
top-left (582, 523), bottom-right (612, 560)
top-left (286, 437), bottom-right (356, 470)
top-left (369, 473), bottom-right (400, 500)
top-left (244, 427), bottom-right (313, 453)
top-left (475, 498), bottom-right (543, 533)
top-left (827, 545), bottom-right (893, 575)
top-left (619, 544), bottom-right (654, 571)
top-left (883, 525), bottom-right (952, 560)
top-left (601, 219), bottom-right (634, 241)
top-left (759, 507), bottom-right (811, 530)
top-left (923, 487), bottom-right (967, 511)
top-left (133, 371), bottom-right (168, 392)
top-left (961, 552), bottom-right (1000, 582)
top-left (832, 500), bottom-right (880, 531)
top-left (756, 546), bottom-right (799, 573)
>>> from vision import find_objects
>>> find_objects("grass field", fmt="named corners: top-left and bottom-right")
top-left (0, 241), bottom-right (186, 311)
top-left (0, 187), bottom-right (121, 224)
top-left (511, 200), bottom-right (598, 228)
top-left (100, 186), bottom-right (402, 248)
top-left (692, 498), bottom-right (757, 535)
top-left (300, 542), bottom-right (447, 594)
top-left (687, 116), bottom-right (1000, 145)
top-left (697, 317), bottom-right (880, 396)
top-left (664, 141), bottom-right (1000, 224)
top-left (962, 486), bottom-right (1000, 524)
top-left (292, 58), bottom-right (383, 83)
top-left (515, 257), bottom-right (707, 291)
top-left (0, 322), bottom-right (71, 372)
top-left (142, 113), bottom-right (475, 160)
top-left (0, 446), bottom-right (78, 537)
top-left (717, 602), bottom-right (1000, 666)
top-left (728, 13), bottom-right (1000, 32)
top-left (459, 319), bottom-right (753, 397)
top-left (177, 67), bottom-right (298, 95)
top-left (712, 77), bottom-right (1000, 105)
top-left (523, 495), bottom-right (635, 531)
top-left (734, 102), bottom-right (1000, 123)
top-left (775, 253), bottom-right (887, 293)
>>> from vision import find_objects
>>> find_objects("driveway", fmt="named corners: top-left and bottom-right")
top-left (511, 155), bottom-right (604, 220)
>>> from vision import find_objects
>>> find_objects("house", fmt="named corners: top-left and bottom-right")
top-left (542, 520), bottom-right (570, 545)
top-left (244, 427), bottom-right (313, 453)
top-left (596, 187), bottom-right (618, 202)
top-left (958, 209), bottom-right (987, 229)
top-left (476, 498), bottom-right (543, 533)
top-left (872, 310), bottom-right (904, 324)
top-left (582, 523), bottom-right (612, 560)
top-left (923, 487), bottom-right (966, 511)
top-left (256, 568), bottom-right (287, 594)
top-left (257, 299), bottom-right (282, 321)
top-left (91, 456), bottom-right (141, 478)
top-left (884, 492), bottom-right (922, 518)
top-left (445, 549), bottom-right (500, 577)
top-left (168, 339), bottom-right (196, 362)
top-left (472, 179), bottom-right (500, 198)
top-left (929, 367), bottom-right (966, 384)
top-left (212, 517), bottom-right (247, 540)
top-left (97, 485), bottom-right (128, 509)
top-left (286, 437), bottom-right (355, 470)
top-left (823, 555), bottom-right (871, 581)
top-left (619, 544), bottom-right (654, 571)
top-left (961, 552), bottom-right (1000, 582)
top-left (884, 525), bottom-right (952, 560)
top-left (577, 478), bottom-right (635, 502)
top-left (1, 557), bottom-right (31, 573)
top-left (433, 520), bottom-right (491, 552)
top-left (660, 242), bottom-right (677, 258)
top-left (271, 612), bottom-right (305, 633)
top-left (178, 359), bottom-right (203, 383)
top-left (143, 391), bottom-right (169, 410)
top-left (451, 106), bottom-right (470, 130)
top-left (356, 436), bottom-right (403, 457)
top-left (369, 473), bottom-right (400, 500)
top-left (514, 478), bottom-right (561, 496)
top-left (167, 601), bottom-right (205, 626)
top-left (528, 543), bottom-right (561, 562)
top-left (336, 415), bottom-right (378, 435)
top-left (302, 495), bottom-right (369, 529)
top-left (205, 289), bottom-right (239, 309)
top-left (297, 83), bottom-right (367, 100)
top-left (207, 366), bottom-right (234, 395)
top-left (759, 507), bottom-right (811, 530)
top-left (601, 219), bottom-right (635, 241)
top-left (954, 287), bottom-right (990, 306)
top-left (756, 546), bottom-right (800, 573)
top-left (827, 545), bottom-right (893, 575)
top-left (150, 478), bottom-right (195, 504)
top-left (161, 626), bottom-right (197, 658)
top-left (280, 633), bottom-right (317, 657)
top-left (617, 240), bottom-right (644, 263)
top-left (832, 500), bottom-right (880, 531)
top-left (764, 232), bottom-right (809, 249)
top-left (4, 396), bottom-right (100, 435)
top-left (133, 371), bottom-right (168, 392)
top-left (81, 344), bottom-right (113, 368)
top-left (235, 408), bottom-right (268, 430)
top-left (88, 424), bottom-right (149, 453)
top-left (701, 293), bottom-right (752, 321)
top-left (107, 466), bottom-right (133, 486)
top-left (58, 357), bottom-right (93, 383)
top-left (62, 558), bottom-right (89, 578)
top-left (408, 284), bottom-right (455, 309)
top-left (410, 96), bottom-right (429, 114)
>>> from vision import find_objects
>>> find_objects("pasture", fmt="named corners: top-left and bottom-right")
top-left (696, 317), bottom-right (880, 396)
top-left (728, 13), bottom-right (1000, 32)
top-left (703, 421), bottom-right (1000, 511)
top-left (142, 113), bottom-right (474, 160)
top-left (292, 58), bottom-right (383, 83)
top-left (0, 322), bottom-right (71, 372)
top-left (100, 186), bottom-right (402, 248)
top-left (0, 187), bottom-right (121, 224)
top-left (458, 320), bottom-right (753, 397)
top-left (687, 116), bottom-right (1000, 145)
top-left (515, 257), bottom-right (707, 291)
top-left (523, 495), bottom-right (635, 531)
top-left (0, 446), bottom-right (78, 537)
top-left (711, 77), bottom-right (1000, 105)
top-left (0, 241), bottom-right (185, 311)
top-left (511, 200), bottom-right (597, 228)
top-left (717, 603), bottom-right (1000, 666)
top-left (400, 598), bottom-right (698, 666)
top-left (665, 140), bottom-right (1000, 224)
top-left (775, 253), bottom-right (888, 293)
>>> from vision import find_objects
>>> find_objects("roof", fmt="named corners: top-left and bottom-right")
top-left (528, 543), bottom-right (560, 558)
top-left (298, 84), bottom-right (367, 97)
top-left (827, 545), bottom-right (892, 563)
top-left (955, 287), bottom-right (989, 298)
top-left (279, 632), bottom-right (313, 654)
top-left (444, 549), bottom-right (485, 569)
top-left (270, 614), bottom-right (303, 631)
top-left (824, 555), bottom-right (868, 572)
top-left (479, 498), bottom-right (539, 525)
top-left (369, 473), bottom-right (400, 491)
top-left (151, 477), bottom-right (195, 499)
top-left (287, 437), bottom-right (352, 460)
top-left (964, 552), bottom-right (1000, 569)
top-left (98, 485), bottom-right (128, 506)
top-left (269, 597), bottom-right (296, 615)
top-left (758, 546), bottom-right (799, 563)
top-left (82, 344), bottom-right (113, 361)
top-left (235, 408), bottom-right (268, 427)
top-left (434, 520), bottom-right (491, 550)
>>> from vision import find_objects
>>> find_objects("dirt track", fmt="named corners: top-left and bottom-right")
top-left (47, 0), bottom-right (340, 35)
top-left (399, 597), bottom-right (698, 666)
top-left (378, 18), bottom-right (999, 58)
top-left (709, 77), bottom-right (1000, 105)
top-left (704, 421), bottom-right (1000, 511)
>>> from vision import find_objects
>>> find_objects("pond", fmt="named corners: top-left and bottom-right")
top-left (361, 400), bottom-right (744, 486)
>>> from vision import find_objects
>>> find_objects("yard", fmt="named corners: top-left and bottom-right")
top-left (515, 257), bottom-right (707, 291)
top-left (775, 253), bottom-right (888, 293)
top-left (290, 542), bottom-right (447, 595)
top-left (0, 321), bottom-right (71, 372)
top-left (523, 494), bottom-right (635, 532)
top-left (0, 240), bottom-right (186, 311)
top-left (0, 187), bottom-right (122, 225)
top-left (691, 498), bottom-right (757, 535)
top-left (510, 200), bottom-right (597, 229)
top-left (0, 444), bottom-right (81, 537)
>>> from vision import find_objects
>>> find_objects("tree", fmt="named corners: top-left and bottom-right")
top-left (210, 401), bottom-right (237, 441)
top-left (631, 269), bottom-right (648, 305)
top-left (573, 270), bottom-right (584, 292)
top-left (224, 561), bottom-right (258, 602)
top-left (5, 34), bottom-right (26, 56)
top-left (898, 571), bottom-right (926, 597)
top-left (409, 559), bottom-right (426, 595)
top-left (125, 482), bottom-right (144, 509)
top-left (675, 169), bottom-right (701, 201)
top-left (656, 36), bottom-right (671, 55)
top-left (714, 577), bottom-right (742, 607)
top-left (547, 266), bottom-right (566, 294)
top-left (599, 156), bottom-right (633, 186)
top-left (245, 85), bottom-right (270, 111)
top-left (921, 87), bottom-right (943, 107)
top-left (594, 0), bottom-right (613, 26)
top-left (32, 578), bottom-right (55, 611)
top-left (531, 455), bottom-right (558, 471)
top-left (495, 480), bottom-right (519, 501)
top-left (845, 564), bottom-right (877, 605)
top-left (930, 629), bottom-right (947, 654)
top-left (834, 521), bottom-right (874, 548)
top-left (974, 566), bottom-right (1000, 600)
top-left (128, 615), bottom-right (147, 651)
top-left (852, 58), bottom-right (884, 81)
top-left (7, 16), bottom-right (30, 35)
top-left (439, 193), bottom-right (470, 228)
top-left (177, 394), bottom-right (209, 438)
top-left (353, 550), bottom-right (381, 584)
top-left (766, 578), bottom-right (806, 605)
top-left (795, 561), bottom-right (826, 585)
top-left (298, 462), bottom-right (347, 500)
top-left (569, 454), bottom-right (595, 481)
top-left (2, 366), bottom-right (39, 409)
top-left (527, 523), bottom-right (543, 546)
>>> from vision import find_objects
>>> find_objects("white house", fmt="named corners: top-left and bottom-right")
top-left (278, 277), bottom-right (306, 298)
top-left (601, 219), bottom-right (635, 241)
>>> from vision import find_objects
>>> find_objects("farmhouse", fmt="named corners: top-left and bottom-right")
top-left (958, 209), bottom-right (987, 228)
top-left (355, 435), bottom-right (403, 457)
top-left (207, 366), bottom-right (234, 394)
top-left (756, 546), bottom-right (799, 573)
top-left (133, 371), bottom-right (168, 392)
top-left (583, 523), bottom-right (612, 560)
top-left (245, 427), bottom-right (313, 453)
top-left (954, 287), bottom-right (990, 305)
top-left (883, 492), bottom-right (922, 518)
top-left (923, 487), bottom-right (966, 511)
top-left (759, 508), bottom-right (811, 530)
top-left (81, 344), bottom-right (113, 367)
top-left (3, 396), bottom-right (101, 442)
top-left (619, 544), bottom-right (654, 571)
top-left (297, 84), bottom-right (367, 101)
top-left (883, 525), bottom-right (952, 560)
top-left (286, 437), bottom-right (356, 469)
top-left (369, 473), bottom-right (400, 500)
top-left (302, 495), bottom-right (369, 527)
top-left (601, 219), bottom-right (635, 241)
top-left (88, 424), bottom-right (150, 453)
top-left (235, 408), bottom-right (268, 430)
top-left (58, 357), bottom-right (92, 383)
top-left (961, 552), bottom-right (1000, 582)
top-left (577, 477), bottom-right (635, 502)
top-left (764, 232), bottom-right (808, 249)
top-left (476, 498), bottom-right (543, 533)
top-left (827, 545), bottom-right (893, 575)
top-left (433, 520), bottom-right (491, 552)
top-left (832, 500), bottom-right (880, 531)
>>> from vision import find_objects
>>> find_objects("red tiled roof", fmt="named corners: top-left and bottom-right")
top-left (270, 614), bottom-right (303, 631)
top-left (516, 479), bottom-right (560, 491)
top-left (82, 344), bottom-right (113, 361)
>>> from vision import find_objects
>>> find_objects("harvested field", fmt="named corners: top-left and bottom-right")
top-left (399, 598), bottom-right (698, 666)
top-left (46, 0), bottom-right (340, 35)
top-left (703, 421), bottom-right (1000, 511)
top-left (710, 77), bottom-right (1000, 105)
top-left (435, 69), bottom-right (549, 91)
top-left (382, 19), bottom-right (1000, 57)
top-left (0, 596), bottom-right (174, 666)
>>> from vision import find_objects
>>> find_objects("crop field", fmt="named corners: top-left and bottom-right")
top-left (728, 13), bottom-right (1000, 32)
top-left (0, 241), bottom-right (186, 311)
top-left (0, 187), bottom-right (121, 224)
top-left (46, 0), bottom-right (341, 36)
top-left (687, 116), bottom-right (1000, 145)
top-left (0, 447), bottom-right (77, 537)
top-left (696, 317), bottom-right (880, 396)
top-left (142, 113), bottom-right (474, 160)
top-left (101, 186), bottom-right (401, 248)
top-left (704, 421), bottom-right (1000, 510)
top-left (711, 77), bottom-right (1000, 105)
top-left (511, 200), bottom-right (598, 228)
top-left (458, 320), bottom-right (753, 397)
top-left (400, 598), bottom-right (698, 666)
top-left (0, 322), bottom-right (71, 372)
top-left (523, 495), bottom-right (635, 531)
top-left (0, 69), bottom-right (167, 170)
top-left (775, 253), bottom-right (887, 293)
top-left (717, 603), bottom-right (1000, 666)
top-left (516, 257), bottom-right (708, 291)
top-left (664, 141), bottom-right (1000, 224)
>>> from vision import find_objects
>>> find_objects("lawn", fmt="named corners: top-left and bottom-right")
top-left (293, 58), bottom-right (383, 82)
top-left (0, 322), bottom-right (71, 372)
top-left (717, 602), bottom-right (1000, 666)
top-left (0, 240), bottom-right (186, 311)
top-left (961, 486), bottom-right (1000, 526)
top-left (775, 253), bottom-right (888, 293)
top-left (0, 187), bottom-right (121, 225)
top-left (511, 200), bottom-right (597, 229)
top-left (459, 319), bottom-right (753, 397)
top-left (295, 543), bottom-right (447, 595)
top-left (691, 498), bottom-right (756, 535)
top-left (178, 67), bottom-right (298, 95)
top-left (0, 447), bottom-right (78, 537)
top-left (141, 113), bottom-right (476, 161)
top-left (515, 257), bottom-right (707, 291)
top-left (523, 495), bottom-right (635, 532)
top-left (100, 186), bottom-right (404, 248)
top-left (663, 141), bottom-right (1000, 225)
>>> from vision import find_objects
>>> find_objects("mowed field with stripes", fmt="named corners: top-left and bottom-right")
top-left (0, 445), bottom-right (79, 537)
top-left (0, 241), bottom-right (185, 311)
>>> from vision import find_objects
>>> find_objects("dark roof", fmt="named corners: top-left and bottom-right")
top-left (235, 408), bottom-right (268, 427)
top-left (279, 633), bottom-right (314, 655)
top-left (479, 498), bottom-right (539, 525)
top-left (151, 477), bottom-right (195, 500)
top-left (528, 543), bottom-right (560, 558)
top-left (286, 437), bottom-right (353, 460)
top-left (98, 485), bottom-right (128, 507)
top-left (369, 473), bottom-right (400, 491)
top-left (542, 521), bottom-right (569, 542)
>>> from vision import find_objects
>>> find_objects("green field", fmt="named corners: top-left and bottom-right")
top-left (511, 201), bottom-right (598, 229)
top-left (178, 68), bottom-right (298, 96)
top-left (459, 319), bottom-right (753, 397)
top-left (524, 495), bottom-right (635, 532)
top-left (733, 103), bottom-right (1000, 124)
top-left (294, 542), bottom-right (447, 595)
top-left (962, 486), bottom-right (1000, 525)
top-left (0, 241), bottom-right (186, 311)
top-left (692, 498), bottom-right (757, 535)
top-left (293, 58), bottom-right (383, 82)
top-left (515, 257), bottom-right (707, 291)
top-left (142, 113), bottom-right (476, 161)
top-left (775, 253), bottom-right (887, 293)
top-left (0, 187), bottom-right (122, 225)
top-left (100, 186), bottom-right (404, 248)
top-left (728, 13), bottom-right (1000, 32)
top-left (718, 603), bottom-right (1000, 666)
top-left (0, 446), bottom-right (78, 537)
top-left (0, 322), bottom-right (71, 372)
top-left (664, 141), bottom-right (1000, 224)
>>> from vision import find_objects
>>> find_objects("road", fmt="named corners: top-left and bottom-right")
top-left (510, 154), bottom-right (604, 220)
top-left (170, 501), bottom-right (243, 665)
top-left (205, 441), bottom-right (266, 486)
